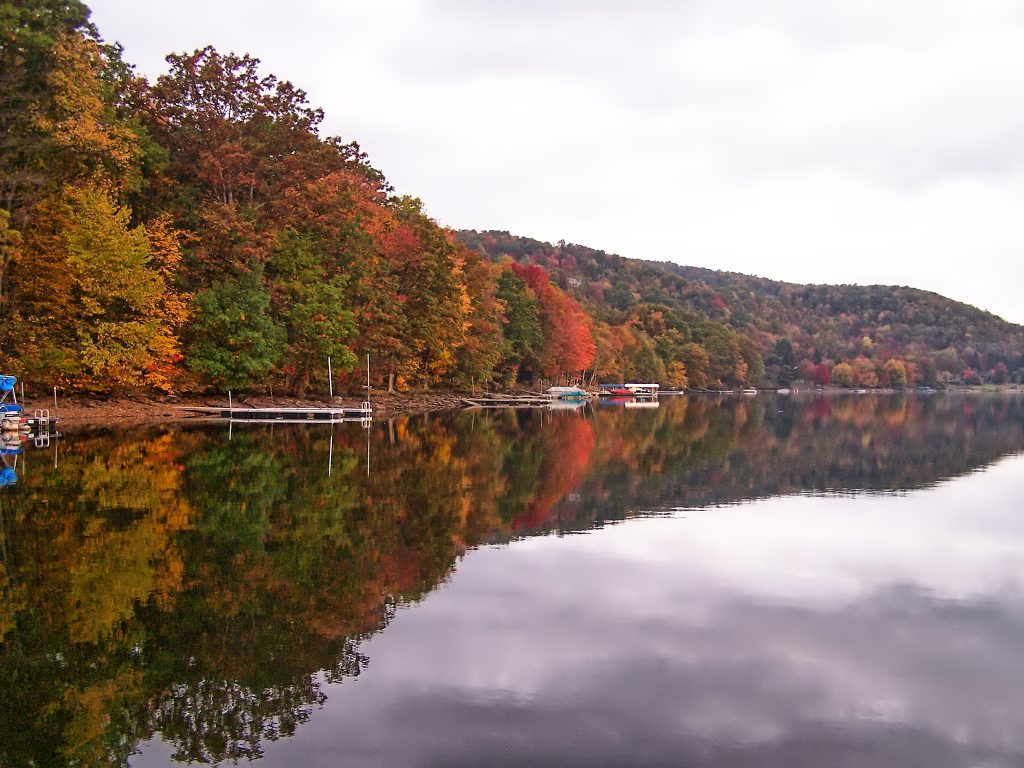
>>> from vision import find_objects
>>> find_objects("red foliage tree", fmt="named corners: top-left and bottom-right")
top-left (511, 263), bottom-right (595, 377)
top-left (992, 361), bottom-right (1010, 384)
top-left (813, 362), bottom-right (831, 386)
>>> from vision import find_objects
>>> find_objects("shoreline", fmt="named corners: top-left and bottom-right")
top-left (14, 385), bottom-right (1022, 431)
top-left (17, 390), bottom-right (514, 429)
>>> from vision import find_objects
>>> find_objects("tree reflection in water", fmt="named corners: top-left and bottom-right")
top-left (1, 393), bottom-right (1022, 766)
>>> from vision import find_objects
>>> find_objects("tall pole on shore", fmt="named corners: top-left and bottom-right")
top-left (328, 356), bottom-right (333, 398)
top-left (366, 354), bottom-right (371, 407)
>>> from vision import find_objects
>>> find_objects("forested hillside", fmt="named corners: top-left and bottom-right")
top-left (0, 1), bottom-right (595, 395)
top-left (459, 231), bottom-right (1024, 388)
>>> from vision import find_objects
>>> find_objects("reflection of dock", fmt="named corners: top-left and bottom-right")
top-left (462, 395), bottom-right (554, 408)
top-left (180, 405), bottom-right (371, 422)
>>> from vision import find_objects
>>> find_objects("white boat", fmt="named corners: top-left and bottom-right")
top-left (742, 388), bottom-right (757, 395)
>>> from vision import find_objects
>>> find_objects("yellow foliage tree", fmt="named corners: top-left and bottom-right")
top-left (11, 185), bottom-right (187, 391)
top-left (665, 360), bottom-right (689, 390)
top-left (831, 361), bottom-right (855, 388)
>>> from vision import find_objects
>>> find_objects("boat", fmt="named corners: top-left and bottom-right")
top-left (742, 388), bottom-right (757, 395)
top-left (1, 375), bottom-right (24, 431)
top-left (546, 386), bottom-right (589, 400)
top-left (624, 383), bottom-right (660, 396)
top-left (598, 384), bottom-right (635, 397)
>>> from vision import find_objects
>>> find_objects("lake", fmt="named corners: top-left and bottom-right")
top-left (2, 392), bottom-right (1023, 767)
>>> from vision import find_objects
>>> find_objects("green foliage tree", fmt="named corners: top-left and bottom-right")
top-left (495, 268), bottom-right (543, 384)
top-left (267, 230), bottom-right (356, 395)
top-left (679, 342), bottom-right (711, 389)
top-left (187, 268), bottom-right (285, 389)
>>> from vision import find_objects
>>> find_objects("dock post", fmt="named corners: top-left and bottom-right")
top-left (228, 390), bottom-right (233, 413)
top-left (328, 356), bottom-right (333, 398)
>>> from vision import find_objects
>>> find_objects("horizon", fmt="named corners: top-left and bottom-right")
top-left (86, 0), bottom-right (1024, 325)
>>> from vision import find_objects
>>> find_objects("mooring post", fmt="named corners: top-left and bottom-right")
top-left (328, 356), bottom-right (333, 398)
top-left (228, 390), bottom-right (233, 413)
top-left (53, 386), bottom-right (57, 410)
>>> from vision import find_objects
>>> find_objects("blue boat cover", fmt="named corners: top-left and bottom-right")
top-left (0, 404), bottom-right (22, 414)
top-left (0, 375), bottom-right (15, 391)
top-left (0, 467), bottom-right (16, 487)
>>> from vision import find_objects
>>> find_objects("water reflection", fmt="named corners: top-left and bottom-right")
top-left (1, 393), bottom-right (1023, 767)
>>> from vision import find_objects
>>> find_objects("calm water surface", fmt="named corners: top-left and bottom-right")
top-left (2, 393), bottom-right (1024, 767)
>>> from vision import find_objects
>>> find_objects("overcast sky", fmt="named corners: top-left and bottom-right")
top-left (86, 0), bottom-right (1024, 323)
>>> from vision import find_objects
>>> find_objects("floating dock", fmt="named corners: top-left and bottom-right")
top-left (180, 404), bottom-right (372, 422)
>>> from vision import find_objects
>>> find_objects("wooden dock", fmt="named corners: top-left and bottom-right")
top-left (180, 405), bottom-right (372, 422)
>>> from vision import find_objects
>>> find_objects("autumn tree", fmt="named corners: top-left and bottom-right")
top-left (962, 367), bottom-right (982, 386)
top-left (831, 362), bottom-right (854, 388)
top-left (664, 360), bottom-right (689, 390)
top-left (382, 196), bottom-right (469, 387)
top-left (883, 358), bottom-right (908, 389)
top-left (450, 246), bottom-right (505, 388)
top-left (511, 262), bottom-right (595, 380)
top-left (851, 355), bottom-right (878, 388)
top-left (8, 185), bottom-right (184, 391)
top-left (992, 361), bottom-right (1010, 385)
top-left (813, 363), bottom-right (831, 387)
top-left (0, 3), bottom-right (138, 314)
